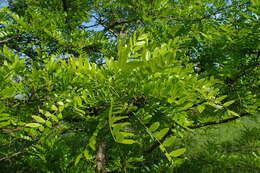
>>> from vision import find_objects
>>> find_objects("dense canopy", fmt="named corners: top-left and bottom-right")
top-left (0, 0), bottom-right (259, 172)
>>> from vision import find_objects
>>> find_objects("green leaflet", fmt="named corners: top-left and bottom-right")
top-left (51, 115), bottom-right (59, 122)
top-left (120, 139), bottom-right (136, 144)
top-left (197, 105), bottom-right (205, 113)
top-left (108, 101), bottom-right (136, 144)
top-left (153, 128), bottom-right (169, 140)
top-left (227, 110), bottom-right (239, 117)
top-left (223, 100), bottom-right (235, 107)
top-left (57, 113), bottom-right (62, 120)
top-left (113, 122), bottom-right (131, 129)
top-left (110, 116), bottom-right (129, 125)
top-left (216, 95), bottom-right (227, 102)
top-left (26, 123), bottom-right (41, 128)
top-left (74, 154), bottom-right (83, 166)
top-left (38, 126), bottom-right (44, 132)
top-left (83, 149), bottom-right (94, 161)
top-left (170, 148), bottom-right (186, 157)
top-left (32, 115), bottom-right (45, 124)
top-left (148, 122), bottom-right (160, 132)
top-left (45, 120), bottom-right (52, 128)
top-left (0, 120), bottom-right (10, 127)
top-left (162, 136), bottom-right (176, 147)
top-left (0, 113), bottom-right (10, 120)
top-left (43, 111), bottom-right (52, 118)
top-left (51, 105), bottom-right (58, 111)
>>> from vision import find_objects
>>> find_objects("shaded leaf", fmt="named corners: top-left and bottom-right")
top-left (148, 122), bottom-right (160, 132)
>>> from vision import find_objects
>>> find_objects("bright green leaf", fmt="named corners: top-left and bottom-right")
top-left (170, 148), bottom-right (186, 157)
top-left (121, 139), bottom-right (136, 144)
top-left (75, 154), bottom-right (82, 166)
top-left (153, 128), bottom-right (169, 140)
top-left (197, 105), bottom-right (205, 113)
top-left (32, 115), bottom-right (45, 124)
top-left (162, 136), bottom-right (176, 147)
top-left (223, 100), bottom-right (235, 107)
top-left (51, 105), bottom-right (58, 111)
top-left (57, 113), bottom-right (62, 119)
top-left (216, 95), bottom-right (227, 102)
top-left (38, 126), bottom-right (44, 132)
top-left (51, 115), bottom-right (59, 122)
top-left (227, 110), bottom-right (239, 117)
top-left (26, 123), bottom-right (41, 128)
top-left (45, 120), bottom-right (52, 128)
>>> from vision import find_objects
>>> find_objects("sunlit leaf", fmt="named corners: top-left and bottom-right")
top-left (197, 105), bottom-right (205, 113)
top-left (32, 115), bottom-right (45, 124)
top-left (26, 123), bottom-right (41, 128)
top-left (162, 136), bottom-right (176, 147)
top-left (153, 128), bottom-right (169, 140)
top-left (223, 100), bottom-right (235, 107)
top-left (170, 148), bottom-right (186, 157)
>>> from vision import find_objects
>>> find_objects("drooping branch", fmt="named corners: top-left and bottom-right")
top-left (145, 112), bottom-right (254, 153)
top-left (188, 112), bottom-right (252, 129)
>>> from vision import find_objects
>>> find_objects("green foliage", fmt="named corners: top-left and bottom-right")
top-left (0, 0), bottom-right (259, 172)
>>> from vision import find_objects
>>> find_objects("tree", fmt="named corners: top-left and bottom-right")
top-left (0, 0), bottom-right (259, 172)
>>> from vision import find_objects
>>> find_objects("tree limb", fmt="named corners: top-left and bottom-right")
top-left (188, 112), bottom-right (252, 129)
top-left (0, 150), bottom-right (25, 162)
top-left (0, 36), bottom-right (16, 44)
top-left (0, 126), bottom-right (28, 133)
top-left (145, 112), bottom-right (254, 153)
top-left (103, 19), bottom-right (137, 32)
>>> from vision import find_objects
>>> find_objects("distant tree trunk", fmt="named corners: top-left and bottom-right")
top-left (95, 143), bottom-right (106, 173)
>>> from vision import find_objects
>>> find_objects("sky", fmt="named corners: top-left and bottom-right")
top-left (0, 0), bottom-right (104, 32)
top-left (0, 0), bottom-right (8, 8)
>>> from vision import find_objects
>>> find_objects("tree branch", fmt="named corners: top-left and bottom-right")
top-left (0, 126), bottom-right (28, 133)
top-left (0, 150), bottom-right (25, 162)
top-left (188, 112), bottom-right (252, 129)
top-left (145, 112), bottom-right (254, 153)
top-left (103, 19), bottom-right (137, 32)
top-left (0, 36), bottom-right (16, 44)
